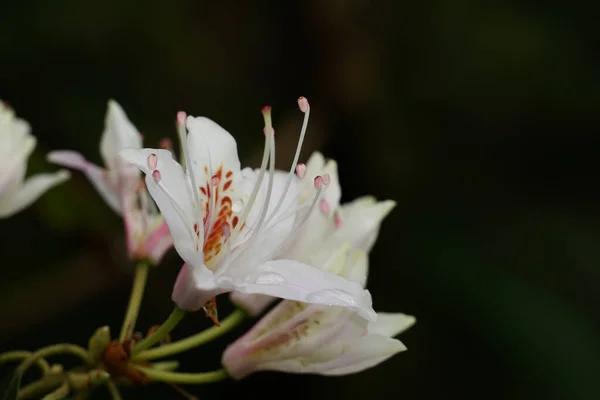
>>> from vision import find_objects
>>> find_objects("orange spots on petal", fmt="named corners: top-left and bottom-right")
top-left (223, 180), bottom-right (232, 191)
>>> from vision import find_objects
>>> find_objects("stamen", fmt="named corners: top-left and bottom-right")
top-left (314, 175), bottom-right (324, 190)
top-left (263, 97), bottom-right (311, 226)
top-left (319, 198), bottom-right (330, 214)
top-left (295, 163), bottom-right (307, 178)
top-left (245, 123), bottom-right (276, 239)
top-left (334, 211), bottom-right (343, 228)
top-left (321, 173), bottom-right (330, 186)
top-left (211, 175), bottom-right (220, 186)
top-left (152, 170), bottom-right (162, 183)
top-left (147, 153), bottom-right (158, 170)
top-left (230, 106), bottom-right (274, 239)
top-left (258, 181), bottom-right (325, 261)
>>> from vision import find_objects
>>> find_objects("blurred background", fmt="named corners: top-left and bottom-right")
top-left (2, 1), bottom-right (600, 399)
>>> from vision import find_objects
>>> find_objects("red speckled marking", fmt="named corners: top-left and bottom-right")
top-left (203, 166), bottom-right (235, 263)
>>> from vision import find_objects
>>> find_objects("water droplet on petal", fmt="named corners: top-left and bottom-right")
top-left (306, 289), bottom-right (356, 307)
top-left (255, 272), bottom-right (286, 285)
top-left (232, 200), bottom-right (243, 213)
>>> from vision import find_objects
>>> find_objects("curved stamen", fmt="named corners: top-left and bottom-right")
top-left (230, 106), bottom-right (274, 240)
top-left (244, 123), bottom-right (276, 240)
top-left (259, 175), bottom-right (326, 260)
top-left (263, 97), bottom-right (311, 227)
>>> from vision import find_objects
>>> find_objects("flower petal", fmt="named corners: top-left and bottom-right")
top-left (100, 100), bottom-right (142, 174)
top-left (306, 334), bottom-right (407, 376)
top-left (229, 292), bottom-right (276, 316)
top-left (344, 249), bottom-right (369, 287)
top-left (47, 150), bottom-right (121, 214)
top-left (0, 170), bottom-right (70, 218)
top-left (222, 302), bottom-right (358, 379)
top-left (368, 312), bottom-right (416, 337)
top-left (172, 263), bottom-right (225, 311)
top-left (229, 168), bottom-right (300, 258)
top-left (119, 148), bottom-right (203, 267)
top-left (185, 117), bottom-right (242, 263)
top-left (232, 259), bottom-right (377, 322)
top-left (329, 197), bottom-right (396, 252)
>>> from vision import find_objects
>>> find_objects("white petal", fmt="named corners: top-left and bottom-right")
top-left (0, 170), bottom-right (70, 218)
top-left (0, 134), bottom-right (35, 196)
top-left (368, 312), bottom-right (416, 337)
top-left (222, 302), bottom-right (357, 379)
top-left (229, 292), bottom-right (276, 316)
top-left (232, 259), bottom-right (377, 322)
top-left (100, 100), bottom-right (142, 173)
top-left (312, 334), bottom-right (407, 376)
top-left (171, 263), bottom-right (225, 311)
top-left (47, 150), bottom-right (121, 214)
top-left (230, 168), bottom-right (300, 257)
top-left (345, 249), bottom-right (369, 287)
top-left (328, 197), bottom-right (396, 253)
top-left (185, 117), bottom-right (242, 262)
top-left (119, 148), bottom-right (203, 267)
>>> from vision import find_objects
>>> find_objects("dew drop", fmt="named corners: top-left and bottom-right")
top-left (255, 272), bottom-right (286, 285)
top-left (232, 200), bottom-right (243, 213)
top-left (306, 289), bottom-right (356, 307)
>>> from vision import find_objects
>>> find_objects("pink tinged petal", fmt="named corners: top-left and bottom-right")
top-left (222, 302), bottom-right (357, 379)
top-left (47, 150), bottom-right (122, 214)
top-left (172, 263), bottom-right (227, 311)
top-left (309, 334), bottom-right (407, 376)
top-left (145, 221), bottom-right (174, 264)
top-left (119, 148), bottom-right (203, 267)
top-left (0, 170), bottom-right (70, 218)
top-left (231, 259), bottom-right (377, 322)
top-left (368, 312), bottom-right (416, 337)
top-left (229, 292), bottom-right (276, 316)
top-left (100, 100), bottom-right (142, 173)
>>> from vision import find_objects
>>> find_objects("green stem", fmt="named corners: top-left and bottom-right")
top-left (134, 309), bottom-right (247, 361)
top-left (131, 307), bottom-right (186, 356)
top-left (119, 262), bottom-right (150, 341)
top-left (0, 351), bottom-right (50, 373)
top-left (105, 380), bottom-right (123, 400)
top-left (130, 365), bottom-right (228, 384)
top-left (41, 381), bottom-right (69, 400)
top-left (17, 344), bottom-right (92, 376)
top-left (17, 374), bottom-right (64, 400)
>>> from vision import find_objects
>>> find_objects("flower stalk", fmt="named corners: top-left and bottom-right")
top-left (131, 307), bottom-right (186, 356)
top-left (119, 261), bottom-right (150, 341)
top-left (129, 365), bottom-right (228, 385)
top-left (134, 309), bottom-right (247, 361)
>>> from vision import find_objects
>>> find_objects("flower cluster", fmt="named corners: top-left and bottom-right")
top-left (0, 97), bottom-right (414, 399)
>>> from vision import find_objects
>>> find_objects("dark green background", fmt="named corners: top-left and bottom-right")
top-left (1, 1), bottom-right (600, 399)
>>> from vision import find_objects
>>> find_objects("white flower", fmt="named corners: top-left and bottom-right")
top-left (230, 151), bottom-right (395, 315)
top-left (221, 245), bottom-right (415, 378)
top-left (119, 98), bottom-right (377, 321)
top-left (47, 100), bottom-right (172, 264)
top-left (0, 101), bottom-right (69, 218)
